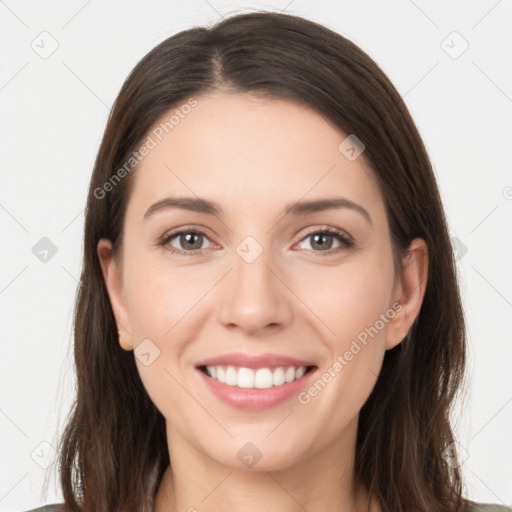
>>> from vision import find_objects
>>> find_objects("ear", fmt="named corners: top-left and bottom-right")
top-left (385, 238), bottom-right (429, 350)
top-left (97, 238), bottom-right (134, 351)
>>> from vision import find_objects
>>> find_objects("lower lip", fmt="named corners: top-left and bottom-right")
top-left (196, 367), bottom-right (317, 411)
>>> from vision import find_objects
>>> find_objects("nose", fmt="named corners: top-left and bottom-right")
top-left (217, 246), bottom-right (294, 335)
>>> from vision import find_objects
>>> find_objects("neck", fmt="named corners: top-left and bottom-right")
top-left (154, 415), bottom-right (378, 512)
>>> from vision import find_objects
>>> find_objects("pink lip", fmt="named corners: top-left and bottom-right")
top-left (196, 366), bottom-right (318, 411)
top-left (195, 352), bottom-right (316, 369)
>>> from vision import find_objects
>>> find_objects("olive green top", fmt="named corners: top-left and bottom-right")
top-left (23, 501), bottom-right (512, 511)
top-left (471, 506), bottom-right (512, 512)
top-left (23, 507), bottom-right (63, 512)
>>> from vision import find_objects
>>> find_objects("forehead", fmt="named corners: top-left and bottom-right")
top-left (125, 92), bottom-right (385, 224)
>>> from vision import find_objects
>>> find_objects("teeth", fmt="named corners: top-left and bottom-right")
top-left (272, 367), bottom-right (285, 386)
top-left (225, 366), bottom-right (237, 386)
top-left (204, 365), bottom-right (310, 388)
top-left (238, 367), bottom-right (254, 388)
top-left (285, 367), bottom-right (295, 383)
top-left (254, 368), bottom-right (273, 389)
top-left (295, 366), bottom-right (306, 379)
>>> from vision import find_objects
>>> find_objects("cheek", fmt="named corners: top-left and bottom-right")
top-left (122, 259), bottom-right (203, 420)
top-left (295, 255), bottom-right (394, 409)
top-left (305, 256), bottom-right (395, 347)
top-left (123, 251), bottom-right (209, 339)
top-left (122, 256), bottom-right (212, 402)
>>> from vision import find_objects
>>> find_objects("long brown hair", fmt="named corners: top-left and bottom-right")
top-left (53, 11), bottom-right (469, 511)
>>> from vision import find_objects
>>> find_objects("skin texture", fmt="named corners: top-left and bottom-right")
top-left (97, 92), bottom-right (428, 512)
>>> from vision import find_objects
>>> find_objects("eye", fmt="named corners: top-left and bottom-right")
top-left (295, 227), bottom-right (354, 255)
top-left (158, 226), bottom-right (354, 256)
top-left (159, 227), bottom-right (215, 255)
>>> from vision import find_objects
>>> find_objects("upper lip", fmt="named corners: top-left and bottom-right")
top-left (195, 352), bottom-right (316, 369)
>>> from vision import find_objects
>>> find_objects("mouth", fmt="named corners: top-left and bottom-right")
top-left (194, 352), bottom-right (318, 410)
top-left (197, 364), bottom-right (317, 389)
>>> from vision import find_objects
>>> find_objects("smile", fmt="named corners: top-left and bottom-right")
top-left (200, 365), bottom-right (315, 389)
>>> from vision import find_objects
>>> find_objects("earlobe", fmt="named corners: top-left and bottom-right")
top-left (97, 238), bottom-right (134, 351)
top-left (385, 238), bottom-right (429, 350)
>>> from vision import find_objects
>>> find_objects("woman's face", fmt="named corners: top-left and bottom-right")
top-left (98, 92), bottom-right (424, 472)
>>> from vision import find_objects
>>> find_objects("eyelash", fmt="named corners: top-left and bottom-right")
top-left (158, 226), bottom-right (354, 257)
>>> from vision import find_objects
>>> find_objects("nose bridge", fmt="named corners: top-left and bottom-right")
top-left (217, 235), bottom-right (292, 331)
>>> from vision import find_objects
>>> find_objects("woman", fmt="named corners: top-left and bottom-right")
top-left (28, 11), bottom-right (510, 512)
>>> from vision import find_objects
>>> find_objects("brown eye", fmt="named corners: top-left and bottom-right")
top-left (296, 227), bottom-right (353, 255)
top-left (160, 228), bottom-right (214, 255)
top-left (308, 233), bottom-right (336, 251)
top-left (177, 232), bottom-right (204, 251)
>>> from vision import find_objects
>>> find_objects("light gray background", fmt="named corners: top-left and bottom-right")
top-left (1, 1), bottom-right (511, 510)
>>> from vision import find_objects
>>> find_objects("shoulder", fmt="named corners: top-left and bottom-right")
top-left (22, 505), bottom-right (65, 512)
top-left (469, 502), bottom-right (512, 512)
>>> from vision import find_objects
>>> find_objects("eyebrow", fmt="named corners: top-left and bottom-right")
top-left (144, 196), bottom-right (372, 226)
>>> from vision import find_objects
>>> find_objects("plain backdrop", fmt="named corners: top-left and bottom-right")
top-left (1, 1), bottom-right (511, 510)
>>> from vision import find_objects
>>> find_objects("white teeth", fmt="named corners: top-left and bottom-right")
top-left (237, 367), bottom-right (254, 388)
top-left (225, 366), bottom-right (237, 386)
top-left (204, 365), bottom-right (310, 388)
top-left (272, 367), bottom-right (285, 386)
top-left (295, 366), bottom-right (306, 379)
top-left (254, 368), bottom-right (273, 389)
top-left (285, 366), bottom-right (296, 383)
